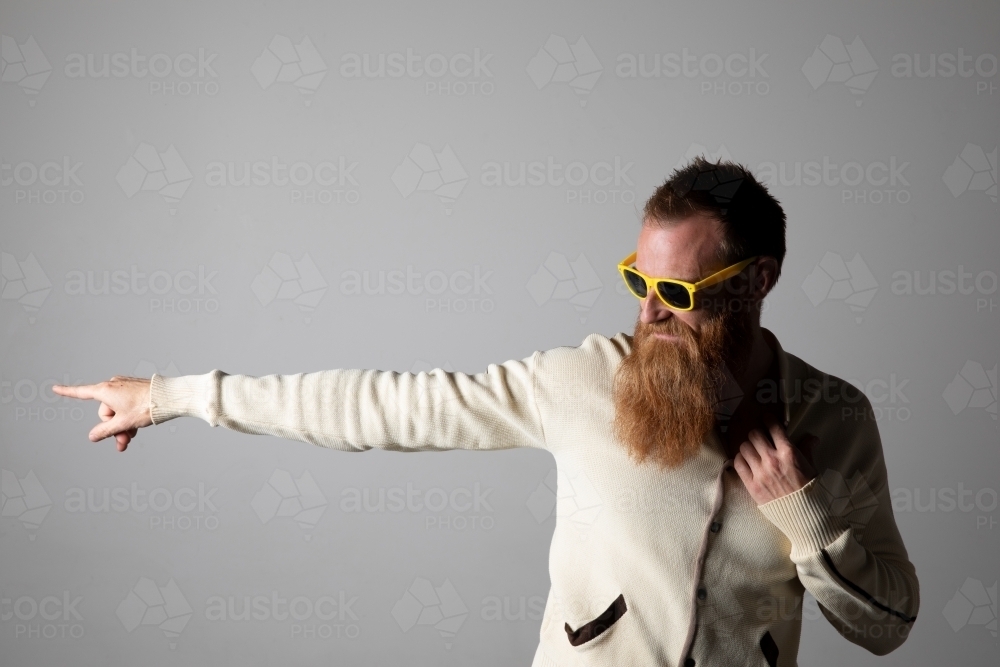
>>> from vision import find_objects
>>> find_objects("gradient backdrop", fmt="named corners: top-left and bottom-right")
top-left (1, 1), bottom-right (997, 665)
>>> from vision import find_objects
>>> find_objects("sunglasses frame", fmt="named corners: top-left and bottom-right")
top-left (617, 252), bottom-right (759, 311)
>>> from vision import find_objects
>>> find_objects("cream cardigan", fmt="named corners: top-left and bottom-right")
top-left (149, 329), bottom-right (919, 667)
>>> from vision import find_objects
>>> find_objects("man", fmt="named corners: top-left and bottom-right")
top-left (54, 157), bottom-right (919, 667)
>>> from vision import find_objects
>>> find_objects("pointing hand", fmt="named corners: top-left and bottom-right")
top-left (52, 376), bottom-right (153, 452)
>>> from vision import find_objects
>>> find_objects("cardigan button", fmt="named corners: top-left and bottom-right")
top-left (684, 658), bottom-right (696, 667)
top-left (697, 587), bottom-right (707, 601)
top-left (710, 521), bottom-right (721, 533)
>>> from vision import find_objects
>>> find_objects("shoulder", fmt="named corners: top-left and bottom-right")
top-left (780, 350), bottom-right (888, 483)
top-left (532, 331), bottom-right (633, 384)
top-left (536, 331), bottom-right (632, 365)
top-left (783, 349), bottom-right (871, 414)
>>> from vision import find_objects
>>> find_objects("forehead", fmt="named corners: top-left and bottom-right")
top-left (635, 214), bottom-right (726, 281)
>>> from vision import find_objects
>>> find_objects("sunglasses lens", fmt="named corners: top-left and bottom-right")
top-left (657, 281), bottom-right (691, 309)
top-left (622, 269), bottom-right (648, 298)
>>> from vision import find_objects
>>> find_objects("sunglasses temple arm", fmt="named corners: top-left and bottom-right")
top-left (693, 258), bottom-right (756, 290)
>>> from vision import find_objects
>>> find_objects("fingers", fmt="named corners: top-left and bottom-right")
top-left (89, 415), bottom-right (130, 443)
top-left (733, 440), bottom-right (760, 472)
top-left (732, 452), bottom-right (752, 480)
top-left (763, 413), bottom-right (792, 450)
top-left (52, 377), bottom-right (151, 448)
top-left (115, 427), bottom-right (138, 451)
top-left (51, 383), bottom-right (103, 401)
top-left (746, 427), bottom-right (773, 460)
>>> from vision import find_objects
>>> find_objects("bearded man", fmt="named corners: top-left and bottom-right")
top-left (55, 157), bottom-right (919, 667)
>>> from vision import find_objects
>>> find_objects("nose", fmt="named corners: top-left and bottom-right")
top-left (639, 291), bottom-right (673, 325)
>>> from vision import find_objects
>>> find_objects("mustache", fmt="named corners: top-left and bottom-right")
top-left (636, 317), bottom-right (696, 341)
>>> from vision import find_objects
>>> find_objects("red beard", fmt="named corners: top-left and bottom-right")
top-left (612, 308), bottom-right (753, 469)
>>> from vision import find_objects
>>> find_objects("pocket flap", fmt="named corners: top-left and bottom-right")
top-left (564, 593), bottom-right (627, 647)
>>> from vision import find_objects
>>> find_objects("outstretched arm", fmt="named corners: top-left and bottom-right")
top-left (53, 353), bottom-right (547, 454)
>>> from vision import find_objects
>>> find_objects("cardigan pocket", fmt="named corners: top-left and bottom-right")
top-left (759, 630), bottom-right (779, 667)
top-left (563, 592), bottom-right (627, 647)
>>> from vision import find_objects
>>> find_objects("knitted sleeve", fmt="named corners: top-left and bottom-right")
top-left (757, 392), bottom-right (919, 656)
top-left (146, 352), bottom-right (547, 452)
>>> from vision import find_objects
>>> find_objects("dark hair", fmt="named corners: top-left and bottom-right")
top-left (643, 156), bottom-right (787, 280)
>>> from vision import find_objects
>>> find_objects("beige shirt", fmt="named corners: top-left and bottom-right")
top-left (149, 329), bottom-right (919, 667)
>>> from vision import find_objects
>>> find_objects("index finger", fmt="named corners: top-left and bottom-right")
top-left (762, 412), bottom-right (791, 449)
top-left (51, 383), bottom-right (102, 400)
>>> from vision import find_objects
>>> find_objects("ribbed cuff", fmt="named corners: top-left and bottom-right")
top-left (757, 476), bottom-right (851, 557)
top-left (149, 372), bottom-right (219, 425)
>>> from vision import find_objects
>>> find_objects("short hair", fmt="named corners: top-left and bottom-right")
top-left (643, 156), bottom-right (787, 280)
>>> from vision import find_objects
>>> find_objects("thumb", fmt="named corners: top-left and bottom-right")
top-left (90, 414), bottom-right (131, 443)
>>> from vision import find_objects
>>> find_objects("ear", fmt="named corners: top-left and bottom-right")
top-left (751, 257), bottom-right (779, 300)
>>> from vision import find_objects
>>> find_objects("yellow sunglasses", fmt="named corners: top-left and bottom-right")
top-left (617, 252), bottom-right (758, 311)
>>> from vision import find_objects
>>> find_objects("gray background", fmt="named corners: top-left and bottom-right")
top-left (1, 0), bottom-right (997, 665)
